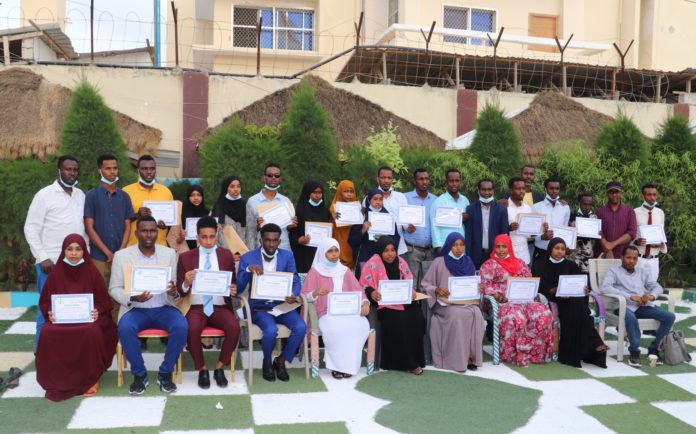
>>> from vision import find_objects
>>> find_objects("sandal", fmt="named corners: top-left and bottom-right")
top-left (331, 371), bottom-right (344, 379)
top-left (83, 382), bottom-right (100, 397)
top-left (342, 374), bottom-right (352, 379)
top-left (5, 368), bottom-right (22, 389)
top-left (596, 344), bottom-right (609, 352)
top-left (408, 367), bottom-right (424, 376)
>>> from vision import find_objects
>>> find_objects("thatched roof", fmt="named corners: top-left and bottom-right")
top-left (206, 75), bottom-right (445, 149)
top-left (0, 67), bottom-right (162, 160)
top-left (511, 91), bottom-right (614, 160)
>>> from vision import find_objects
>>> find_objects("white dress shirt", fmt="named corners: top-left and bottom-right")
top-left (182, 248), bottom-right (226, 306)
top-left (532, 199), bottom-right (570, 251)
top-left (633, 206), bottom-right (667, 256)
top-left (381, 190), bottom-right (408, 255)
top-left (507, 201), bottom-right (532, 264)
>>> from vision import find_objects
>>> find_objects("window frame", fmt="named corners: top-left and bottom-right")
top-left (442, 4), bottom-right (498, 46)
top-left (231, 5), bottom-right (315, 51)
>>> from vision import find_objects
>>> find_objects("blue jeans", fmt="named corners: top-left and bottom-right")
top-left (34, 264), bottom-right (50, 352)
top-left (117, 305), bottom-right (188, 377)
top-left (251, 309), bottom-right (306, 363)
top-left (621, 306), bottom-right (676, 354)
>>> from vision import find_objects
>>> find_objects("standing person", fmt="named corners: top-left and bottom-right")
top-left (24, 155), bottom-right (87, 349)
top-left (633, 184), bottom-right (667, 283)
top-left (531, 178), bottom-right (570, 261)
top-left (501, 164), bottom-right (545, 206)
top-left (506, 177), bottom-right (533, 264)
top-left (596, 181), bottom-right (637, 259)
top-left (211, 175), bottom-right (255, 255)
top-left (430, 169), bottom-right (469, 253)
top-left (568, 193), bottom-right (599, 273)
top-left (35, 234), bottom-right (117, 401)
top-left (245, 163), bottom-right (298, 251)
top-left (402, 169), bottom-right (437, 288)
top-left (465, 179), bottom-right (509, 269)
top-left (329, 180), bottom-right (357, 269)
top-left (123, 155), bottom-right (174, 247)
top-left (290, 180), bottom-right (332, 273)
top-left (369, 166), bottom-right (408, 255)
top-left (349, 189), bottom-right (400, 270)
top-left (171, 185), bottom-right (209, 251)
top-left (176, 217), bottom-right (240, 389)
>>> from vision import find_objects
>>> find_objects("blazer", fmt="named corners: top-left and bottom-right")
top-left (176, 247), bottom-right (237, 315)
top-left (465, 201), bottom-right (510, 268)
top-left (109, 244), bottom-right (179, 321)
top-left (237, 247), bottom-right (301, 311)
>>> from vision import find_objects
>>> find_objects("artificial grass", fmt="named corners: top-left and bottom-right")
top-left (356, 370), bottom-right (541, 434)
top-left (0, 334), bottom-right (35, 352)
top-left (160, 395), bottom-right (254, 430)
top-left (582, 402), bottom-right (696, 434)
top-left (255, 422), bottom-right (350, 433)
top-left (0, 397), bottom-right (81, 433)
top-left (247, 368), bottom-right (327, 394)
top-left (659, 303), bottom-right (691, 314)
top-left (599, 376), bottom-right (696, 403)
top-left (66, 428), bottom-right (159, 434)
top-left (510, 361), bottom-right (591, 381)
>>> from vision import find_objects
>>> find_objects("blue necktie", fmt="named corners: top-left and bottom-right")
top-left (203, 253), bottom-right (213, 316)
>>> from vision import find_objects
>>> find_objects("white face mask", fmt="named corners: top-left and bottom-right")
top-left (479, 196), bottom-right (494, 204)
top-left (57, 170), bottom-right (78, 188)
top-left (63, 257), bottom-right (85, 267)
top-left (264, 184), bottom-right (280, 191)
top-left (226, 193), bottom-right (241, 201)
top-left (139, 176), bottom-right (156, 187)
top-left (309, 198), bottom-right (323, 207)
top-left (546, 194), bottom-right (559, 202)
top-left (642, 200), bottom-right (658, 209)
top-left (100, 170), bottom-right (119, 186)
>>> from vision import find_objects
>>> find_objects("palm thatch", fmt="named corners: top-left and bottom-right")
top-left (205, 75), bottom-right (445, 149)
top-left (0, 67), bottom-right (162, 160)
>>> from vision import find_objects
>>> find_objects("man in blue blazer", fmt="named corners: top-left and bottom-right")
top-left (237, 223), bottom-right (305, 382)
top-left (465, 179), bottom-right (510, 268)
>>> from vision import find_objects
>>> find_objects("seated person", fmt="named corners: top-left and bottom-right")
top-left (237, 223), bottom-right (306, 382)
top-left (36, 234), bottom-right (117, 401)
top-left (110, 216), bottom-right (188, 395)
top-left (177, 216), bottom-right (240, 389)
top-left (599, 245), bottom-right (675, 367)
top-left (301, 238), bottom-right (370, 379)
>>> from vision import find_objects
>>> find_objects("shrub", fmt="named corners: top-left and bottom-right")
top-left (168, 179), bottom-right (197, 203)
top-left (595, 112), bottom-right (649, 169)
top-left (652, 115), bottom-right (696, 155)
top-left (469, 104), bottom-right (524, 180)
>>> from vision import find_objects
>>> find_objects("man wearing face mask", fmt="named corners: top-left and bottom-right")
top-left (24, 155), bottom-right (87, 349)
top-left (531, 177), bottom-right (570, 261)
top-left (632, 184), bottom-right (667, 283)
top-left (123, 155), bottom-right (174, 247)
top-left (464, 179), bottom-right (509, 269)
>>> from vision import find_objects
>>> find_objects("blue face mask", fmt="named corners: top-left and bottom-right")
top-left (546, 194), bottom-right (559, 202)
top-left (139, 177), bottom-right (156, 187)
top-left (642, 200), bottom-right (657, 209)
top-left (549, 256), bottom-right (564, 264)
top-left (63, 257), bottom-right (85, 267)
top-left (323, 257), bottom-right (339, 267)
top-left (479, 196), bottom-right (494, 204)
top-left (264, 184), bottom-right (280, 191)
top-left (57, 170), bottom-right (78, 188)
top-left (309, 198), bottom-right (323, 207)
top-left (448, 251), bottom-right (464, 260)
top-left (100, 171), bottom-right (119, 186)
top-left (262, 249), bottom-right (277, 260)
top-left (200, 245), bottom-right (217, 255)
top-left (225, 193), bottom-right (241, 201)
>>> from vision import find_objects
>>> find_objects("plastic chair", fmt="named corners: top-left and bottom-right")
top-left (200, 326), bottom-right (237, 382)
top-left (116, 329), bottom-right (183, 387)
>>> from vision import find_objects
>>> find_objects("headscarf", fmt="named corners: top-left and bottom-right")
top-left (295, 180), bottom-right (331, 225)
top-left (365, 188), bottom-right (383, 212)
top-left (181, 185), bottom-right (208, 227)
top-left (547, 237), bottom-right (567, 263)
top-left (329, 180), bottom-right (356, 268)
top-left (311, 238), bottom-right (347, 292)
top-left (441, 232), bottom-right (476, 277)
top-left (375, 235), bottom-right (400, 280)
top-left (531, 237), bottom-right (577, 300)
top-left (212, 176), bottom-right (246, 227)
top-left (490, 234), bottom-right (522, 275)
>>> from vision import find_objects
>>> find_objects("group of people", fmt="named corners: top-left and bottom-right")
top-left (24, 155), bottom-right (675, 401)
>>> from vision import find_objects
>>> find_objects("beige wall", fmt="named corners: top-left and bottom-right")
top-left (642, 0), bottom-right (696, 71)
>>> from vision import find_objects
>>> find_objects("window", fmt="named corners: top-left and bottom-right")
top-left (443, 6), bottom-right (496, 46)
top-left (232, 6), bottom-right (314, 51)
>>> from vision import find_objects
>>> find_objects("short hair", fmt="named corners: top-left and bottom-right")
top-left (57, 155), bottom-right (78, 168)
top-left (445, 168), bottom-right (460, 179)
top-left (578, 192), bottom-right (594, 201)
top-left (264, 163), bottom-right (281, 173)
top-left (477, 178), bottom-right (494, 189)
top-left (136, 215), bottom-right (157, 229)
top-left (196, 216), bottom-right (218, 232)
top-left (377, 166), bottom-right (393, 177)
top-left (508, 177), bottom-right (525, 189)
top-left (521, 164), bottom-right (535, 171)
top-left (260, 223), bottom-right (282, 237)
top-left (641, 183), bottom-right (658, 194)
top-left (622, 245), bottom-right (639, 256)
top-left (137, 154), bottom-right (156, 167)
top-left (544, 177), bottom-right (562, 188)
top-left (97, 154), bottom-right (117, 168)
top-left (413, 168), bottom-right (428, 178)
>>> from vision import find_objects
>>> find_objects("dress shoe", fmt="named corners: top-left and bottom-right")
top-left (213, 368), bottom-right (228, 387)
top-left (198, 370), bottom-right (210, 389)
top-left (262, 359), bottom-right (276, 382)
top-left (274, 358), bottom-right (290, 382)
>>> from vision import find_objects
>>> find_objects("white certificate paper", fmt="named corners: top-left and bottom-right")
top-left (552, 225), bottom-right (577, 249)
top-left (252, 272), bottom-right (294, 301)
top-left (335, 202), bottom-right (363, 225)
top-left (378, 279), bottom-right (413, 306)
top-left (434, 207), bottom-right (462, 228)
top-left (448, 276), bottom-right (480, 301)
top-left (260, 204), bottom-right (293, 228)
top-left (144, 201), bottom-right (178, 226)
top-left (305, 222), bottom-right (333, 247)
top-left (328, 292), bottom-right (362, 316)
top-left (131, 266), bottom-right (171, 295)
top-left (516, 213), bottom-right (546, 236)
top-left (506, 278), bottom-right (539, 303)
top-left (575, 217), bottom-right (601, 239)
top-left (368, 212), bottom-right (394, 235)
top-left (556, 274), bottom-right (587, 297)
top-left (639, 224), bottom-right (667, 245)
top-left (51, 294), bottom-right (93, 324)
top-left (185, 217), bottom-right (218, 240)
top-left (398, 205), bottom-right (426, 227)
top-left (192, 270), bottom-right (232, 296)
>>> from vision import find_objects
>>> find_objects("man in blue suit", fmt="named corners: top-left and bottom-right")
top-left (237, 223), bottom-right (305, 382)
top-left (465, 179), bottom-right (510, 268)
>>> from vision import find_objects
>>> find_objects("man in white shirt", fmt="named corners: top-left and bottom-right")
top-left (24, 155), bottom-right (87, 349)
top-left (506, 177), bottom-right (532, 264)
top-left (367, 166), bottom-right (408, 255)
top-left (633, 183), bottom-right (667, 283)
top-left (532, 177), bottom-right (570, 261)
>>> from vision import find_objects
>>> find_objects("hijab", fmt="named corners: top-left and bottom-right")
top-left (531, 237), bottom-right (577, 299)
top-left (181, 185), bottom-right (208, 228)
top-left (441, 232), bottom-right (476, 277)
top-left (295, 180), bottom-right (331, 224)
top-left (547, 237), bottom-right (567, 263)
top-left (311, 238), bottom-right (347, 292)
top-left (212, 176), bottom-right (246, 227)
top-left (365, 188), bottom-right (384, 213)
top-left (375, 235), bottom-right (400, 280)
top-left (329, 180), bottom-right (356, 268)
top-left (490, 234), bottom-right (522, 276)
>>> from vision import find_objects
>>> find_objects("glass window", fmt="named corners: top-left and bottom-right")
top-left (232, 6), bottom-right (314, 51)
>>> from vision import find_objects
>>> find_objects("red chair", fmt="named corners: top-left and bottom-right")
top-left (116, 329), bottom-right (183, 387)
top-left (200, 326), bottom-right (237, 382)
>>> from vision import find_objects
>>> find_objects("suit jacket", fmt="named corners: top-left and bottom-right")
top-left (109, 244), bottom-right (179, 321)
top-left (465, 201), bottom-right (510, 268)
top-left (237, 247), bottom-right (301, 311)
top-left (176, 247), bottom-right (237, 315)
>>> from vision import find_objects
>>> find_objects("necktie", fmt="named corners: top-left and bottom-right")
top-left (203, 253), bottom-right (213, 316)
top-left (644, 210), bottom-right (652, 257)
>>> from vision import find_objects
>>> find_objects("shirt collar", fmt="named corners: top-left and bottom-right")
top-left (136, 182), bottom-right (160, 192)
top-left (98, 184), bottom-right (120, 195)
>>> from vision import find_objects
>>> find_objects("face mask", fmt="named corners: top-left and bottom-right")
top-left (577, 209), bottom-right (593, 217)
top-left (379, 186), bottom-right (393, 194)
top-left (100, 170), bottom-right (119, 186)
top-left (225, 193), bottom-right (241, 201)
top-left (309, 198), bottom-right (323, 207)
top-left (139, 177), bottom-right (156, 187)
top-left (323, 257), bottom-right (339, 267)
top-left (200, 245), bottom-right (217, 255)
top-left (264, 184), bottom-right (280, 191)
top-left (368, 205), bottom-right (381, 212)
top-left (63, 257), bottom-right (85, 267)
top-left (642, 200), bottom-right (657, 209)
top-left (448, 251), bottom-right (464, 260)
top-left (549, 256), bottom-right (564, 264)
top-left (262, 249), bottom-right (277, 260)
top-left (546, 194), bottom-right (559, 202)
top-left (479, 196), bottom-right (494, 204)
top-left (57, 170), bottom-right (78, 188)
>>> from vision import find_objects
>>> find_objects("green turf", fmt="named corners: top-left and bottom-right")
top-left (160, 395), bottom-right (254, 430)
top-left (599, 376), bottom-right (696, 402)
top-left (0, 334), bottom-right (35, 352)
top-left (247, 368), bottom-right (326, 394)
top-left (66, 428), bottom-right (160, 434)
top-left (255, 422), bottom-right (350, 434)
top-left (582, 402), bottom-right (696, 434)
top-left (510, 361), bottom-right (591, 381)
top-left (0, 397), bottom-right (81, 433)
top-left (18, 306), bottom-right (38, 321)
top-left (659, 303), bottom-right (691, 314)
top-left (356, 370), bottom-right (540, 434)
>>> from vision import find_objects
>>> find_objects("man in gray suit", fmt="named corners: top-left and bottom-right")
top-left (110, 216), bottom-right (187, 395)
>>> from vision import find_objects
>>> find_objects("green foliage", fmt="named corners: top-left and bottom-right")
top-left (595, 112), bottom-right (649, 169)
top-left (59, 80), bottom-right (135, 189)
top-left (168, 179), bottom-right (197, 203)
top-left (652, 115), bottom-right (696, 155)
top-left (469, 104), bottom-right (524, 180)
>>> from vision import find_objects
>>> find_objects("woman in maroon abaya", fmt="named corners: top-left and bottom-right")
top-left (36, 234), bottom-right (117, 401)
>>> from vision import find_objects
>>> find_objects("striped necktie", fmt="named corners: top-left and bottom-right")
top-left (203, 253), bottom-right (213, 316)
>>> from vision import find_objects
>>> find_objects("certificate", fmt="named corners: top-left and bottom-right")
top-left (185, 217), bottom-right (218, 240)
top-left (260, 203), bottom-right (294, 229)
top-left (192, 270), bottom-right (232, 296)
top-left (398, 205), bottom-right (426, 227)
top-left (378, 279), bottom-right (413, 306)
top-left (305, 221), bottom-right (333, 247)
top-left (506, 278), bottom-right (539, 303)
top-left (552, 225), bottom-right (577, 249)
top-left (639, 224), bottom-right (667, 245)
top-left (144, 201), bottom-right (178, 226)
top-left (556, 274), bottom-right (587, 297)
top-left (251, 271), bottom-right (294, 301)
top-left (434, 207), bottom-right (462, 228)
top-left (130, 266), bottom-right (171, 295)
top-left (51, 294), bottom-right (93, 324)
top-left (575, 217), bottom-right (601, 239)
top-left (447, 276), bottom-right (480, 301)
top-left (516, 213), bottom-right (546, 236)
top-left (328, 292), bottom-right (362, 316)
top-left (335, 201), bottom-right (363, 226)
top-left (368, 212), bottom-right (394, 235)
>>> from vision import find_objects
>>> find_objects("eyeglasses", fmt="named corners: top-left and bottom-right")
top-left (265, 173), bottom-right (281, 178)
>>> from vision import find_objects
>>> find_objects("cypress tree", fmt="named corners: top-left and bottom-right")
top-left (652, 115), bottom-right (696, 155)
top-left (469, 104), bottom-right (524, 180)
top-left (595, 112), bottom-right (649, 167)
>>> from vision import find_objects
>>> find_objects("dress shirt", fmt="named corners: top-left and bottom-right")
top-left (599, 265), bottom-right (664, 312)
top-left (24, 180), bottom-right (87, 263)
top-left (430, 192), bottom-right (470, 248)
top-left (481, 204), bottom-right (491, 250)
top-left (131, 250), bottom-right (167, 309)
top-left (596, 203), bottom-right (637, 258)
top-left (245, 190), bottom-right (293, 251)
top-left (84, 185), bottom-right (135, 261)
top-left (381, 189), bottom-right (409, 255)
top-left (507, 201), bottom-right (532, 263)
top-left (532, 198), bottom-right (570, 251)
top-left (403, 189), bottom-right (436, 248)
top-left (182, 248), bottom-right (225, 306)
top-left (122, 182), bottom-right (174, 246)
top-left (262, 255), bottom-right (278, 272)
top-left (633, 205), bottom-right (667, 256)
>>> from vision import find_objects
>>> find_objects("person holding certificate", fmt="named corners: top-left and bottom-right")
top-left (167, 185), bottom-right (209, 253)
top-left (632, 183), bottom-right (668, 283)
top-left (532, 238), bottom-right (608, 369)
top-left (237, 223), bottom-right (305, 382)
top-left (420, 233), bottom-right (484, 372)
top-left (480, 235), bottom-right (553, 367)
top-left (531, 177), bottom-right (570, 262)
top-left (36, 234), bottom-right (117, 401)
top-left (567, 193), bottom-right (600, 273)
top-left (349, 189), bottom-right (400, 273)
top-left (176, 217), bottom-right (240, 389)
top-left (301, 238), bottom-right (370, 379)
top-left (464, 179), bottom-right (510, 269)
top-left (211, 175), bottom-right (255, 255)
top-left (290, 180), bottom-right (332, 273)
top-left (430, 169), bottom-right (469, 252)
top-left (329, 180), bottom-right (358, 269)
top-left (360, 236), bottom-right (425, 375)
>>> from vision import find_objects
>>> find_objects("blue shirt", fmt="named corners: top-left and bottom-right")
top-left (84, 185), bottom-right (135, 261)
top-left (430, 192), bottom-right (470, 248)
top-left (403, 189), bottom-right (436, 248)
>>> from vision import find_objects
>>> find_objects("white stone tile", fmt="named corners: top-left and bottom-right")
top-left (161, 430), bottom-right (254, 434)
top-left (239, 350), bottom-right (308, 370)
top-left (512, 405), bottom-right (616, 434)
top-left (0, 308), bottom-right (27, 321)
top-left (0, 371), bottom-right (45, 398)
top-left (68, 396), bottom-right (166, 429)
top-left (652, 401), bottom-right (696, 428)
top-left (582, 358), bottom-right (648, 378)
top-left (174, 371), bottom-right (248, 396)
top-left (531, 379), bottom-right (634, 407)
top-left (658, 373), bottom-right (696, 395)
top-left (4, 321), bottom-right (36, 335)
top-left (107, 352), bottom-right (167, 371)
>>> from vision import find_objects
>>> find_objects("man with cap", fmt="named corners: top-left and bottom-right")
top-left (596, 181), bottom-right (637, 259)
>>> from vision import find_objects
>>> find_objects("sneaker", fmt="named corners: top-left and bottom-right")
top-left (129, 375), bottom-right (148, 395)
top-left (628, 352), bottom-right (642, 367)
top-left (157, 373), bottom-right (177, 393)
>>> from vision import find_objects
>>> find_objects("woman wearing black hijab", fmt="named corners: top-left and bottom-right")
top-left (532, 237), bottom-right (608, 368)
top-left (181, 185), bottom-right (209, 250)
top-left (348, 188), bottom-right (400, 270)
top-left (211, 176), bottom-right (254, 253)
top-left (290, 180), bottom-right (332, 273)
